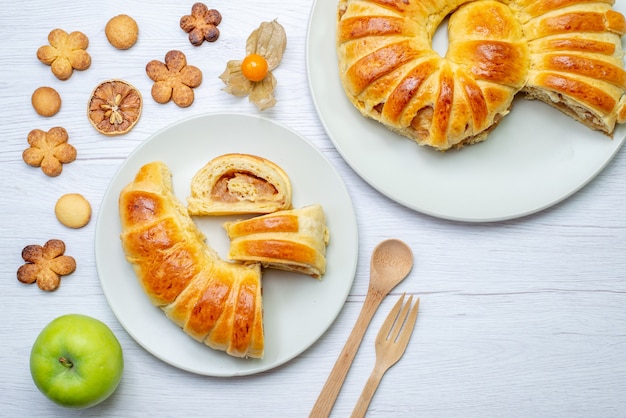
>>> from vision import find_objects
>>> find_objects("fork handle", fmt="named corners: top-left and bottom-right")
top-left (309, 292), bottom-right (384, 417)
top-left (351, 365), bottom-right (386, 418)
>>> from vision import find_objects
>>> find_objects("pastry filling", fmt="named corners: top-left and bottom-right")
top-left (523, 87), bottom-right (605, 132)
top-left (211, 171), bottom-right (278, 202)
top-left (411, 106), bottom-right (434, 140)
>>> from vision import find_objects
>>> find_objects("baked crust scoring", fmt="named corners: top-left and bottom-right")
top-left (337, 0), bottom-right (626, 150)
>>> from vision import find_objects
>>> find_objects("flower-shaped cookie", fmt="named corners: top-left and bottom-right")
top-left (180, 3), bottom-right (222, 46)
top-left (37, 29), bottom-right (91, 80)
top-left (23, 127), bottom-right (77, 177)
top-left (17, 239), bottom-right (76, 291)
top-left (146, 50), bottom-right (202, 108)
top-left (219, 20), bottom-right (286, 111)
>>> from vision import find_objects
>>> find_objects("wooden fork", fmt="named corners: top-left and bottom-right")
top-left (351, 294), bottom-right (420, 418)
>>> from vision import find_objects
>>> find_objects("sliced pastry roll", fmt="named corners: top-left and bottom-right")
top-left (520, 1), bottom-right (626, 135)
top-left (224, 204), bottom-right (330, 279)
top-left (187, 153), bottom-right (292, 216)
top-left (162, 259), bottom-right (264, 358)
top-left (119, 161), bottom-right (264, 358)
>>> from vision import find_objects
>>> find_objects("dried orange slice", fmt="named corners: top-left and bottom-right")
top-left (88, 79), bottom-right (142, 136)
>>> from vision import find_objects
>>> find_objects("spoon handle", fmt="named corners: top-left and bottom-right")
top-left (309, 290), bottom-right (385, 418)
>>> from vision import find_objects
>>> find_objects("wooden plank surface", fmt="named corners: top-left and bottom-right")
top-left (1, 0), bottom-right (626, 416)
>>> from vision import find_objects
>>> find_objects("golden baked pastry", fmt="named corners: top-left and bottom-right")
top-left (224, 204), bottom-right (330, 279)
top-left (336, 0), bottom-right (626, 150)
top-left (145, 50), bottom-right (202, 108)
top-left (55, 193), bottom-right (91, 229)
top-left (337, 0), bottom-right (529, 150)
top-left (517, 0), bottom-right (626, 134)
top-left (119, 161), bottom-right (264, 358)
top-left (105, 14), bottom-right (139, 50)
top-left (31, 87), bottom-right (61, 117)
top-left (187, 153), bottom-right (292, 216)
top-left (37, 29), bottom-right (91, 80)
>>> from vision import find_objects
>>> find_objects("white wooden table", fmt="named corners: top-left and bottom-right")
top-left (2, 1), bottom-right (626, 416)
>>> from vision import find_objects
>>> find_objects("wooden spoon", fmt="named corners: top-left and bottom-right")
top-left (309, 239), bottom-right (413, 417)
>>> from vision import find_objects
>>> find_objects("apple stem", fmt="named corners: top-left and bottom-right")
top-left (58, 357), bottom-right (73, 369)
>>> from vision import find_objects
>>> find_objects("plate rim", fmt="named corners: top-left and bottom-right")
top-left (305, 0), bottom-right (626, 222)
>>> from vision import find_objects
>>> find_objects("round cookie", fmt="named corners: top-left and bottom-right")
top-left (55, 193), bottom-right (92, 229)
top-left (31, 87), bottom-right (62, 117)
top-left (105, 14), bottom-right (139, 49)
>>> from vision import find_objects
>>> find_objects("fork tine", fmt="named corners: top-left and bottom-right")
top-left (378, 293), bottom-right (405, 341)
top-left (388, 295), bottom-right (413, 343)
top-left (352, 294), bottom-right (420, 418)
top-left (397, 297), bottom-right (420, 346)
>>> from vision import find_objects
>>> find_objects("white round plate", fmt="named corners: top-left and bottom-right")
top-left (95, 113), bottom-right (358, 376)
top-left (306, 0), bottom-right (626, 222)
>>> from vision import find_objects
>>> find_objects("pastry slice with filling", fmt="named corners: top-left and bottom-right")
top-left (187, 153), bottom-right (292, 216)
top-left (223, 204), bottom-right (330, 279)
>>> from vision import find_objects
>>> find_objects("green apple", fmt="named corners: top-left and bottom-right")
top-left (29, 314), bottom-right (124, 409)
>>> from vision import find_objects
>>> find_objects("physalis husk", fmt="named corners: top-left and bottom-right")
top-left (219, 20), bottom-right (286, 111)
